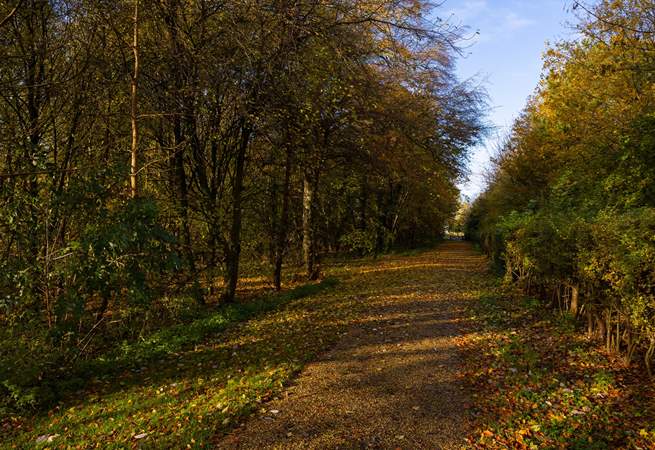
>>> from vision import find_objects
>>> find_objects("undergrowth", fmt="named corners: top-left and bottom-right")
top-left (463, 290), bottom-right (655, 449)
top-left (1, 277), bottom-right (347, 449)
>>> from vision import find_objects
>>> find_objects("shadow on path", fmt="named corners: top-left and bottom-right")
top-left (218, 241), bottom-right (489, 449)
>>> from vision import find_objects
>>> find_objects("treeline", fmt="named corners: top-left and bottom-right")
top-left (0, 0), bottom-right (484, 410)
top-left (467, 0), bottom-right (655, 373)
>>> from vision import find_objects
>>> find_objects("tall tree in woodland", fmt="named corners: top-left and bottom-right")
top-left (129, 0), bottom-right (140, 198)
top-left (0, 0), bottom-right (488, 411)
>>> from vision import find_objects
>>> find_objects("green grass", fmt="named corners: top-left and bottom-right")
top-left (89, 277), bottom-right (340, 373)
top-left (463, 290), bottom-right (655, 449)
top-left (1, 277), bottom-right (354, 449)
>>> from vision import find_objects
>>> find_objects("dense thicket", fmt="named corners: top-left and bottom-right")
top-left (0, 0), bottom-right (485, 411)
top-left (467, 0), bottom-right (655, 373)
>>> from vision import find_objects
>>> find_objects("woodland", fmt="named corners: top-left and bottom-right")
top-left (466, 0), bottom-right (655, 375)
top-left (0, 0), bottom-right (483, 417)
top-left (1, 0), bottom-right (654, 448)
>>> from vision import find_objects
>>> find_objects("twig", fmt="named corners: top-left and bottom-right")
top-left (0, 0), bottom-right (22, 29)
top-left (71, 317), bottom-right (106, 364)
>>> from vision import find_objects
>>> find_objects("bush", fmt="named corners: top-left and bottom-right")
top-left (0, 198), bottom-right (179, 414)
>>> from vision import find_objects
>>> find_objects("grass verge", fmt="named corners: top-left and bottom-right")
top-left (462, 290), bottom-right (655, 449)
top-left (1, 277), bottom-right (357, 449)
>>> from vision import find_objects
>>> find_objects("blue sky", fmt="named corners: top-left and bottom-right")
top-left (439, 0), bottom-right (576, 199)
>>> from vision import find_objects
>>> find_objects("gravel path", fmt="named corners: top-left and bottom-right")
top-left (217, 242), bottom-right (488, 449)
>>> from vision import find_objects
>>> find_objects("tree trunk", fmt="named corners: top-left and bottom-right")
top-left (646, 340), bottom-right (654, 377)
top-left (570, 284), bottom-right (579, 316)
top-left (273, 146), bottom-right (292, 290)
top-left (173, 121), bottom-right (202, 304)
top-left (596, 312), bottom-right (606, 341)
top-left (359, 175), bottom-right (368, 230)
top-left (23, 1), bottom-right (44, 264)
top-left (129, 0), bottom-right (139, 198)
top-left (587, 309), bottom-right (594, 337)
top-left (375, 190), bottom-right (386, 254)
top-left (269, 178), bottom-right (278, 266)
top-left (302, 167), bottom-right (319, 280)
top-left (222, 124), bottom-right (250, 302)
top-left (161, 1), bottom-right (202, 302)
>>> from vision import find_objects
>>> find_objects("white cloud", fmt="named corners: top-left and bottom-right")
top-left (442, 1), bottom-right (536, 43)
top-left (445, 0), bottom-right (489, 22)
top-left (503, 12), bottom-right (535, 31)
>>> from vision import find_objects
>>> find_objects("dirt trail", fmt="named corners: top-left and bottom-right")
top-left (218, 241), bottom-right (489, 449)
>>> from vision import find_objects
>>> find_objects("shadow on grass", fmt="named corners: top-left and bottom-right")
top-left (5, 277), bottom-right (349, 448)
top-left (29, 279), bottom-right (339, 412)
top-left (6, 242), bottom-right (489, 449)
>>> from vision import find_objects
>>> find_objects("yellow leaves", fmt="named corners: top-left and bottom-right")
top-left (547, 410), bottom-right (566, 423)
top-left (516, 427), bottom-right (530, 437)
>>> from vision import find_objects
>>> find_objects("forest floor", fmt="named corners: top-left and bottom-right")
top-left (3, 242), bottom-right (654, 449)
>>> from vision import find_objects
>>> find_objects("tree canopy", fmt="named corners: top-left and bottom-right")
top-left (0, 0), bottom-right (486, 412)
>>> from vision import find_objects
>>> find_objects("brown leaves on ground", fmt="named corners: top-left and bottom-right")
top-left (461, 291), bottom-right (655, 449)
top-left (9, 242), bottom-right (652, 449)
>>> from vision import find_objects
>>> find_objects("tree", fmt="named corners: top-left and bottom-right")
top-left (0, 0), bottom-right (487, 411)
top-left (467, 0), bottom-right (655, 371)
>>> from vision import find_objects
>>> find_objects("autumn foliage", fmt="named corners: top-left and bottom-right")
top-left (466, 0), bottom-right (655, 373)
top-left (0, 1), bottom-right (485, 413)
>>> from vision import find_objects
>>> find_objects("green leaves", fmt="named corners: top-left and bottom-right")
top-left (467, 0), bottom-right (655, 377)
